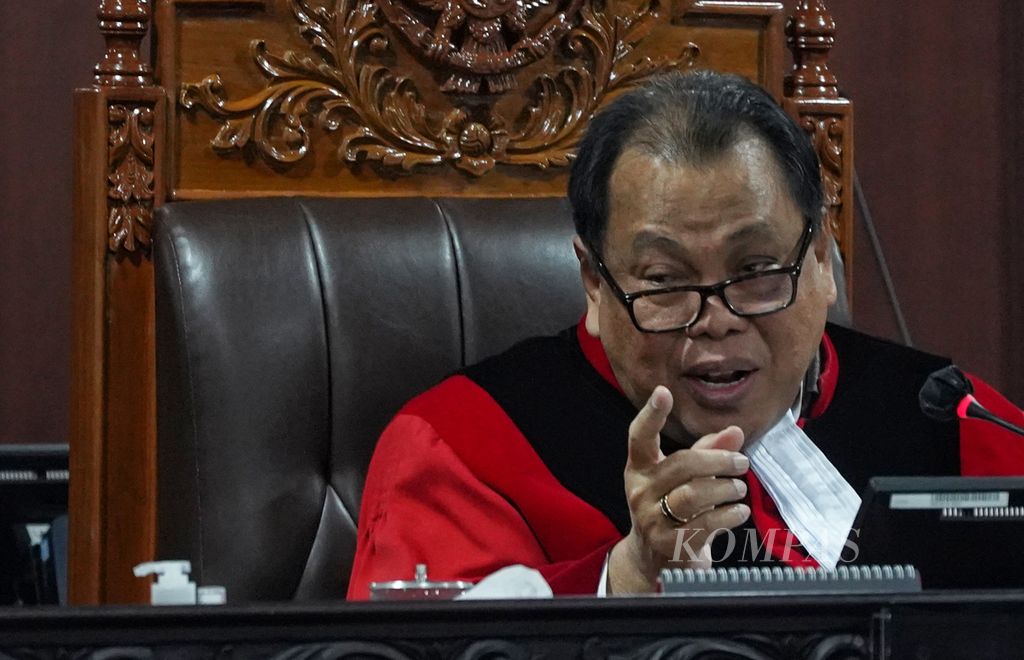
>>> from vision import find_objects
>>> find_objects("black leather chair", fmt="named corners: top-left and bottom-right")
top-left (154, 197), bottom-right (584, 601)
top-left (154, 196), bottom-right (850, 602)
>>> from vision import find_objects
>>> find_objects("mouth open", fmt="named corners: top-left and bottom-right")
top-left (683, 367), bottom-right (759, 406)
top-left (693, 370), bottom-right (752, 387)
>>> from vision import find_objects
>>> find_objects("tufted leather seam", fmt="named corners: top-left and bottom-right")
top-left (159, 221), bottom-right (206, 580)
top-left (294, 482), bottom-right (354, 598)
top-left (435, 198), bottom-right (466, 367)
top-left (296, 486), bottom-right (329, 598)
top-left (296, 199), bottom-right (334, 484)
top-left (294, 199), bottom-right (339, 596)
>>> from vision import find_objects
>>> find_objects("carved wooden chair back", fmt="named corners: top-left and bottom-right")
top-left (70, 0), bottom-right (853, 603)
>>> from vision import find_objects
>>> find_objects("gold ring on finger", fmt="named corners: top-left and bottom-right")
top-left (659, 493), bottom-right (690, 526)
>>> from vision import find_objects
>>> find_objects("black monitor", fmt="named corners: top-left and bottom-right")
top-left (853, 476), bottom-right (1024, 590)
top-left (0, 444), bottom-right (68, 605)
top-left (0, 444), bottom-right (68, 524)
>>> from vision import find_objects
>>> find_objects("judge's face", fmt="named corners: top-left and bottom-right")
top-left (577, 138), bottom-right (837, 444)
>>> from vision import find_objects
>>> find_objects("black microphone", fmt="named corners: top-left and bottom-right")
top-left (919, 365), bottom-right (1024, 437)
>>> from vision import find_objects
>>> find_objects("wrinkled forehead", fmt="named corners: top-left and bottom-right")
top-left (604, 139), bottom-right (803, 253)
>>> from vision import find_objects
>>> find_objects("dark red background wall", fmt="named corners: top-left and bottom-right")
top-left (0, 1), bottom-right (1020, 445)
top-left (821, 0), bottom-right (1023, 406)
top-left (0, 1), bottom-right (100, 445)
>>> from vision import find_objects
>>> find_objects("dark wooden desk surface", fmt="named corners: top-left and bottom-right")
top-left (1, 591), bottom-right (1022, 659)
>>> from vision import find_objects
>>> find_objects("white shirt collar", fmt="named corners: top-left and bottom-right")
top-left (744, 409), bottom-right (860, 568)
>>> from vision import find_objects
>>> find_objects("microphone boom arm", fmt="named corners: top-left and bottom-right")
top-left (966, 400), bottom-right (1024, 437)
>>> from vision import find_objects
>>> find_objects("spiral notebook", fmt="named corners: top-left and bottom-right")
top-left (658, 564), bottom-right (921, 597)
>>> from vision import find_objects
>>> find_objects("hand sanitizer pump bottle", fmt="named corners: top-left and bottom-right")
top-left (133, 560), bottom-right (198, 605)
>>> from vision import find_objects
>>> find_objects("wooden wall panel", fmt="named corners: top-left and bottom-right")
top-left (69, 90), bottom-right (111, 604)
top-left (101, 254), bottom-right (157, 605)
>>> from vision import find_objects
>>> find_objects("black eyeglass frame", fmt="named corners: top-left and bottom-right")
top-left (588, 219), bottom-right (817, 334)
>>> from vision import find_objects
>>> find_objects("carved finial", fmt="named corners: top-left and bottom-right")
top-left (94, 0), bottom-right (153, 87)
top-left (785, 0), bottom-right (838, 99)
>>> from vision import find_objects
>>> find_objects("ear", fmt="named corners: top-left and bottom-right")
top-left (812, 213), bottom-right (838, 306)
top-left (573, 235), bottom-right (603, 338)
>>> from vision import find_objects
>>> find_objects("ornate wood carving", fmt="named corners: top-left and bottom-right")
top-left (71, 0), bottom-right (166, 607)
top-left (784, 0), bottom-right (837, 99)
top-left (95, 0), bottom-right (153, 87)
top-left (377, 0), bottom-right (585, 94)
top-left (784, 0), bottom-right (853, 280)
top-left (180, 0), bottom-right (699, 176)
top-left (107, 104), bottom-right (156, 253)
top-left (801, 115), bottom-right (844, 239)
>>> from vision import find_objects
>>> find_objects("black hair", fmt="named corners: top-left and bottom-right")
top-left (568, 70), bottom-right (824, 253)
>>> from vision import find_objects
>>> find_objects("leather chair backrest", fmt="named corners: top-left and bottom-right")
top-left (154, 197), bottom-right (582, 601)
top-left (154, 196), bottom-right (849, 602)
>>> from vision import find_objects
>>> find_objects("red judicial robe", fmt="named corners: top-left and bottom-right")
top-left (347, 322), bottom-right (1024, 599)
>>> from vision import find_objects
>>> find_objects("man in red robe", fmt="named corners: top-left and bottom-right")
top-left (348, 71), bottom-right (1024, 598)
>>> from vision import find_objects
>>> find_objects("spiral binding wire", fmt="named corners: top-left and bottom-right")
top-left (658, 564), bottom-right (921, 595)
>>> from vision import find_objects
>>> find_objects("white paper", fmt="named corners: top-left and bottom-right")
top-left (455, 565), bottom-right (553, 600)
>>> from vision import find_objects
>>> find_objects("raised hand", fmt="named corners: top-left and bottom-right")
top-left (607, 385), bottom-right (751, 594)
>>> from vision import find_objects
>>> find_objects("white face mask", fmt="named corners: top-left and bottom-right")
top-left (744, 410), bottom-right (861, 568)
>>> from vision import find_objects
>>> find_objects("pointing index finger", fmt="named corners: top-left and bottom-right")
top-left (627, 385), bottom-right (672, 469)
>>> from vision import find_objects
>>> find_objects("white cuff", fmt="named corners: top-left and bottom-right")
top-left (596, 552), bottom-right (611, 597)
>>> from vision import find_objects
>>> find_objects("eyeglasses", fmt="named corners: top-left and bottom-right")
top-left (589, 220), bottom-right (816, 333)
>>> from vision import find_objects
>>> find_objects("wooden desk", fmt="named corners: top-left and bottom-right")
top-left (1, 591), bottom-right (1022, 659)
